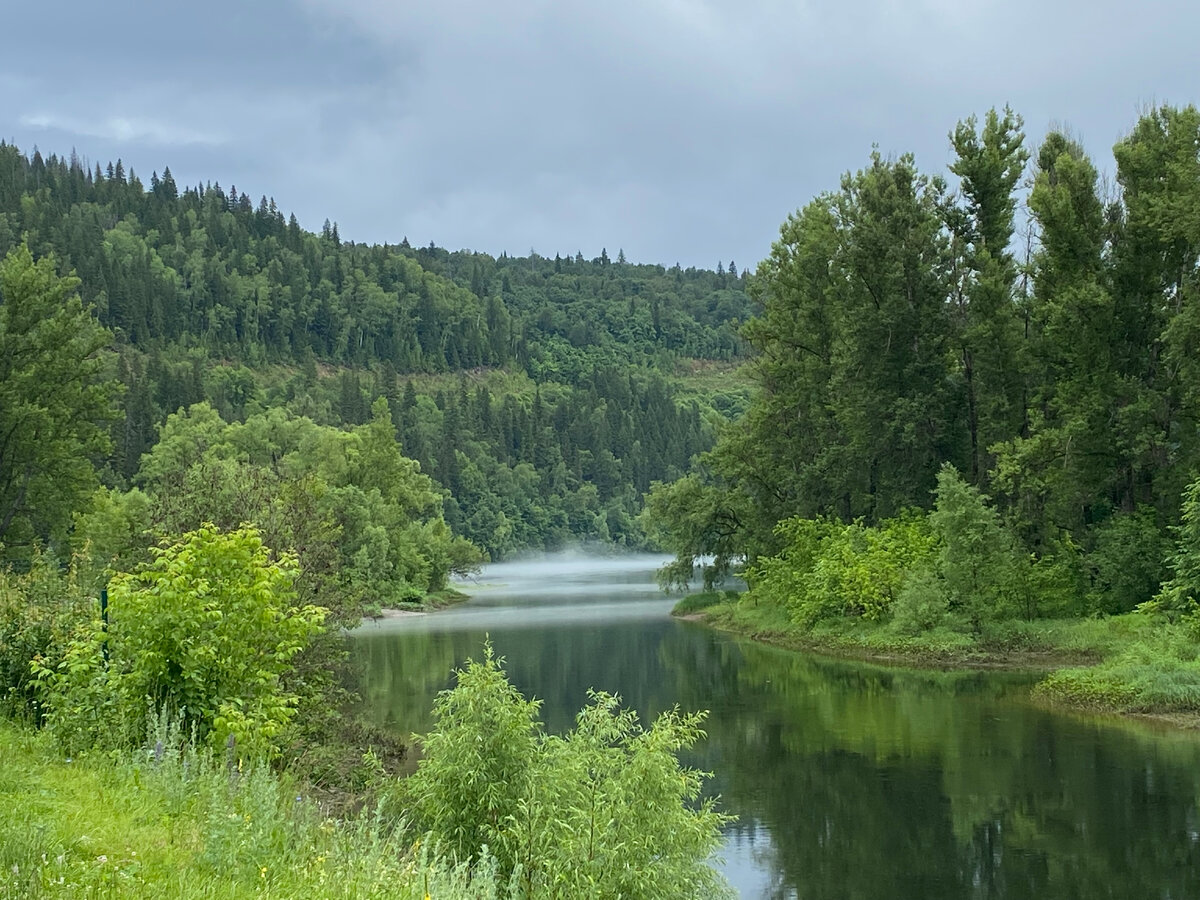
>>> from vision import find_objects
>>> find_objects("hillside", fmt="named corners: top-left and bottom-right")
top-left (0, 143), bottom-right (753, 561)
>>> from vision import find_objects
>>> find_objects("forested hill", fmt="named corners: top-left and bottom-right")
top-left (0, 145), bottom-right (747, 373)
top-left (0, 143), bottom-right (753, 562)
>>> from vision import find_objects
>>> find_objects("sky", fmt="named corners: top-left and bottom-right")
top-left (2, 0), bottom-right (1196, 269)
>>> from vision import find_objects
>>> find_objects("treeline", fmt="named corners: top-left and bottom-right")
top-left (649, 105), bottom-right (1200, 630)
top-left (0, 143), bottom-right (748, 375)
top-left (0, 142), bottom-right (752, 558)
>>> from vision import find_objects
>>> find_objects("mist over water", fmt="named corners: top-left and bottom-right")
top-left (354, 553), bottom-right (1200, 899)
top-left (363, 551), bottom-right (678, 632)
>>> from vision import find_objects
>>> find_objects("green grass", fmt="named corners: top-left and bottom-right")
top-left (697, 594), bottom-right (1152, 667)
top-left (689, 595), bottom-right (1200, 723)
top-left (1037, 627), bottom-right (1200, 714)
top-left (670, 590), bottom-right (739, 616)
top-left (0, 723), bottom-right (511, 899)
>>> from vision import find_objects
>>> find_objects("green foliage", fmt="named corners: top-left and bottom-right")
top-left (749, 513), bottom-right (939, 630)
top-left (642, 472), bottom-right (748, 589)
top-left (69, 487), bottom-right (152, 591)
top-left (404, 646), bottom-right (541, 868)
top-left (402, 646), bottom-right (733, 898)
top-left (889, 567), bottom-right (953, 636)
top-left (38, 525), bottom-right (325, 757)
top-left (136, 401), bottom-right (479, 618)
top-left (0, 551), bottom-right (92, 722)
top-left (0, 243), bottom-right (119, 553)
top-left (929, 465), bottom-right (1023, 626)
top-left (1037, 626), bottom-right (1200, 712)
top-left (0, 144), bottom-right (749, 558)
top-left (649, 104), bottom-right (1200, 628)
top-left (1146, 477), bottom-right (1200, 630)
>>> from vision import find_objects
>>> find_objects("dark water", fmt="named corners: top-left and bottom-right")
top-left (354, 554), bottom-right (1200, 899)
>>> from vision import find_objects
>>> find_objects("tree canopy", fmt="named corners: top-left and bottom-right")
top-left (649, 104), bottom-right (1200, 627)
top-left (0, 243), bottom-right (118, 552)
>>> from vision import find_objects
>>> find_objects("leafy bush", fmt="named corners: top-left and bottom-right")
top-left (930, 465), bottom-right (1025, 626)
top-left (1145, 478), bottom-right (1200, 631)
top-left (0, 551), bottom-right (92, 722)
top-left (401, 645), bottom-right (734, 899)
top-left (888, 567), bottom-right (953, 635)
top-left (38, 524), bottom-right (325, 757)
top-left (1085, 507), bottom-right (1170, 614)
top-left (750, 513), bottom-right (938, 629)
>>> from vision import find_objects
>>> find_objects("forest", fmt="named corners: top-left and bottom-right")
top-left (0, 139), bottom-right (746, 897)
top-left (5, 102), bottom-right (1200, 897)
top-left (0, 140), bottom-right (754, 574)
top-left (648, 104), bottom-right (1200, 712)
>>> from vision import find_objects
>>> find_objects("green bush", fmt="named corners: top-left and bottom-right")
top-left (1146, 477), bottom-right (1200, 632)
top-left (888, 567), bottom-right (953, 636)
top-left (930, 465), bottom-right (1024, 626)
top-left (401, 645), bottom-right (734, 899)
top-left (38, 524), bottom-right (325, 757)
top-left (1085, 508), bottom-right (1170, 614)
top-left (0, 551), bottom-right (91, 722)
top-left (750, 512), bottom-right (938, 629)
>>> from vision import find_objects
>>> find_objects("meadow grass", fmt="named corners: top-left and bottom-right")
top-left (1037, 627), bottom-right (1200, 714)
top-left (0, 723), bottom-right (512, 900)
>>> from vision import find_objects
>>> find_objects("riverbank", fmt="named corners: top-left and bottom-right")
top-left (678, 594), bottom-right (1200, 727)
top-left (364, 586), bottom-right (470, 621)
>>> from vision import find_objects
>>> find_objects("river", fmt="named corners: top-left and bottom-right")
top-left (353, 553), bottom-right (1200, 899)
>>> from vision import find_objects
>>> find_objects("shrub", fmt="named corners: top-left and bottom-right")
top-left (750, 512), bottom-right (938, 629)
top-left (0, 551), bottom-right (91, 722)
top-left (401, 645), bottom-right (734, 899)
top-left (1145, 478), bottom-right (1200, 633)
top-left (889, 567), bottom-right (953, 636)
top-left (1085, 508), bottom-right (1170, 614)
top-left (38, 524), bottom-right (326, 757)
top-left (930, 465), bottom-right (1024, 626)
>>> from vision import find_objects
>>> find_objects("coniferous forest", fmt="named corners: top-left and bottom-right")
top-left (0, 140), bottom-right (753, 584)
top-left (5, 102), bottom-right (1200, 898)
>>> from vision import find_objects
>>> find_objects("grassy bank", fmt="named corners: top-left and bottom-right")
top-left (362, 586), bottom-right (471, 619)
top-left (677, 595), bottom-right (1200, 724)
top-left (0, 723), bottom-right (507, 900)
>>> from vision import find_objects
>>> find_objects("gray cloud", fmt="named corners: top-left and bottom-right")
top-left (1, 0), bottom-right (1196, 267)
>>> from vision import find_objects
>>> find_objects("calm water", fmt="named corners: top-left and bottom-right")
top-left (354, 554), bottom-right (1200, 899)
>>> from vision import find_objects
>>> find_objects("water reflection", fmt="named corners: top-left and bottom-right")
top-left (354, 554), bottom-right (1200, 899)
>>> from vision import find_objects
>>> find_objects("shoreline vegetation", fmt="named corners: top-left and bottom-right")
top-left (639, 105), bottom-right (1200, 744)
top-left (673, 592), bottom-right (1200, 729)
top-left (365, 586), bottom-right (471, 620)
top-left (0, 637), bottom-right (733, 900)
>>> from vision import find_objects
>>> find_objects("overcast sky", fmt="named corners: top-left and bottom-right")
top-left (2, 1), bottom-right (1196, 268)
